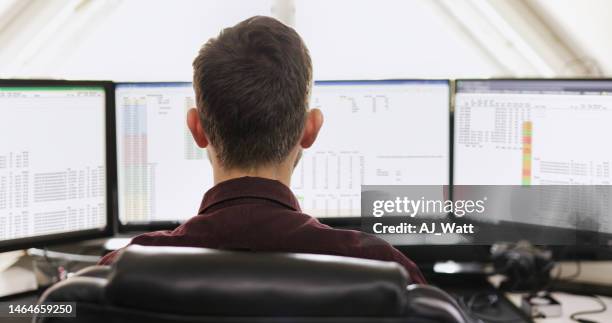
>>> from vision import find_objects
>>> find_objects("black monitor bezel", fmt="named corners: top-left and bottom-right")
top-left (0, 79), bottom-right (117, 252)
top-left (113, 79), bottom-right (453, 232)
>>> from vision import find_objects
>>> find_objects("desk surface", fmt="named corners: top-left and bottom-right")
top-left (507, 292), bottom-right (612, 323)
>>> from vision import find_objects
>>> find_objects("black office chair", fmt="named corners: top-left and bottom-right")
top-left (34, 245), bottom-right (475, 323)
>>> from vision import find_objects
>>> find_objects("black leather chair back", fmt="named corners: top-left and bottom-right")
top-left (35, 245), bottom-right (473, 323)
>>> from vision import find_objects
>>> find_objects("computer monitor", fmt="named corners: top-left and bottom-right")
top-left (295, 80), bottom-right (450, 217)
top-left (454, 79), bottom-right (612, 243)
top-left (0, 80), bottom-right (115, 251)
top-left (115, 80), bottom-right (450, 226)
top-left (115, 83), bottom-right (212, 226)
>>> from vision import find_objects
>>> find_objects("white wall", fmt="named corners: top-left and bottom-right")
top-left (3, 0), bottom-right (610, 81)
top-left (0, 0), bottom-right (505, 81)
top-left (532, 0), bottom-right (611, 76)
top-left (62, 0), bottom-right (273, 81)
top-left (295, 0), bottom-right (502, 80)
top-left (1, 0), bottom-right (273, 81)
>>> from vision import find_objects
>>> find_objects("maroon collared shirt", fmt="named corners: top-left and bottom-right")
top-left (99, 176), bottom-right (426, 284)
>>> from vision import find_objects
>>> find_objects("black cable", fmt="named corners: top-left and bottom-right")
top-left (569, 295), bottom-right (607, 323)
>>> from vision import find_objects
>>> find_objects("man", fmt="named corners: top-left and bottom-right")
top-left (99, 16), bottom-right (425, 284)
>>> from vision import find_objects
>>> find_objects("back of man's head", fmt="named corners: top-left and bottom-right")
top-left (193, 16), bottom-right (312, 169)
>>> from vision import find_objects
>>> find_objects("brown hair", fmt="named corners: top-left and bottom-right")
top-left (193, 16), bottom-right (312, 169)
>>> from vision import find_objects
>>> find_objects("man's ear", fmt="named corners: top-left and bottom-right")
top-left (187, 108), bottom-right (209, 148)
top-left (300, 108), bottom-right (323, 148)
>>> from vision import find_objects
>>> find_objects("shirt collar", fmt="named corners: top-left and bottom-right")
top-left (198, 176), bottom-right (301, 214)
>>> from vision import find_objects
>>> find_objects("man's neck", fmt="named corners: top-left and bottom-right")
top-left (213, 165), bottom-right (292, 188)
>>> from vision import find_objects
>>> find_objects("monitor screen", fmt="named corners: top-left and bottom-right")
top-left (0, 83), bottom-right (110, 249)
top-left (455, 80), bottom-right (612, 185)
top-left (454, 79), bottom-right (612, 237)
top-left (116, 80), bottom-right (450, 225)
top-left (115, 83), bottom-right (211, 225)
top-left (295, 80), bottom-right (450, 217)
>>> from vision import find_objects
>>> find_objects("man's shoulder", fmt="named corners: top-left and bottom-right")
top-left (285, 216), bottom-right (397, 255)
top-left (98, 228), bottom-right (188, 265)
top-left (128, 227), bottom-right (188, 246)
